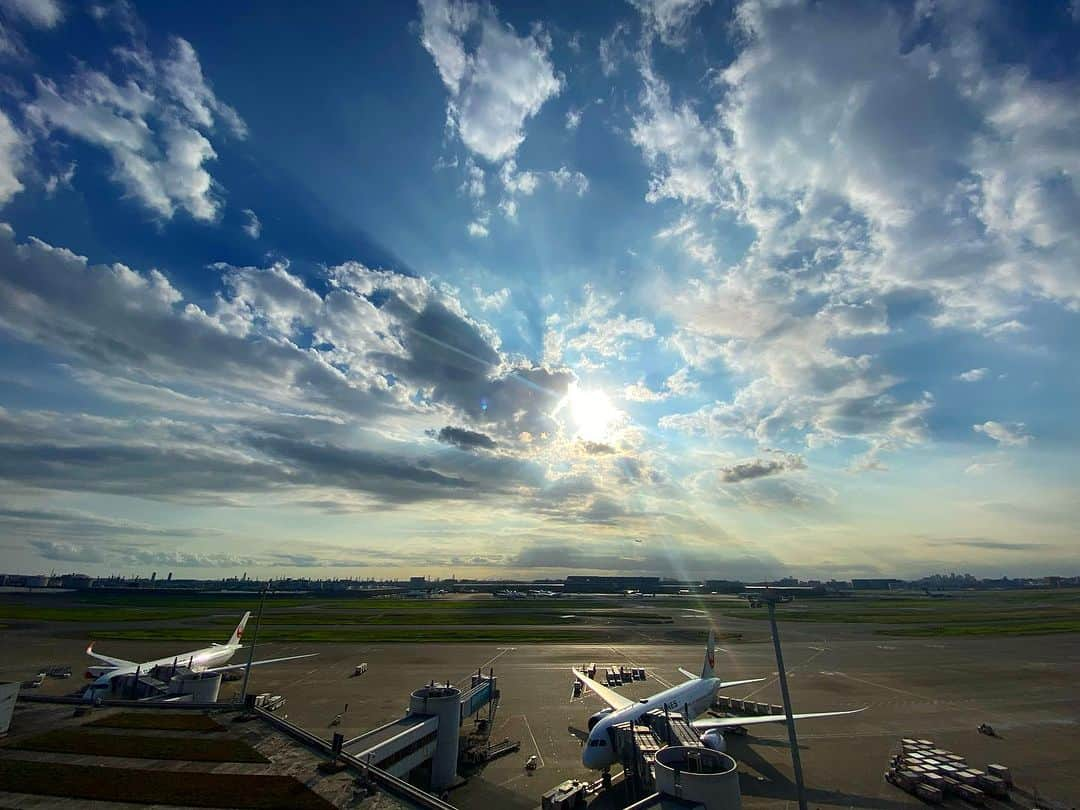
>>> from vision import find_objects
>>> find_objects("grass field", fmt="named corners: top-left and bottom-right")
top-left (86, 712), bottom-right (225, 732)
top-left (717, 589), bottom-right (1080, 637)
top-left (5, 588), bottom-right (1078, 639)
top-left (0, 760), bottom-right (334, 809)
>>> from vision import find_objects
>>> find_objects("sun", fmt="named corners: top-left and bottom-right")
top-left (566, 386), bottom-right (619, 442)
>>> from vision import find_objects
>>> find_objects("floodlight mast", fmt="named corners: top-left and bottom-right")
top-left (747, 586), bottom-right (808, 810)
top-left (241, 583), bottom-right (269, 703)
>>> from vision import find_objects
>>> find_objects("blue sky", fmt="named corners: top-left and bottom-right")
top-left (0, 0), bottom-right (1077, 580)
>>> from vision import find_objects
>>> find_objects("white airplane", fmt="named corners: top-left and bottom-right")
top-left (573, 630), bottom-right (865, 771)
top-left (530, 589), bottom-right (559, 598)
top-left (84, 611), bottom-right (317, 695)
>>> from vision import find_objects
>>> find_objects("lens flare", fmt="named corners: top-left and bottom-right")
top-left (568, 387), bottom-right (618, 442)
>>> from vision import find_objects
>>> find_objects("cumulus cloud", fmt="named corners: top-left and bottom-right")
top-left (24, 32), bottom-right (244, 221)
top-left (973, 421), bottom-right (1031, 447)
top-left (718, 452), bottom-right (805, 483)
top-left (622, 367), bottom-right (698, 402)
top-left (0, 0), bottom-right (63, 28)
top-left (473, 286), bottom-right (509, 311)
top-left (0, 109), bottom-right (25, 205)
top-left (242, 208), bottom-right (261, 239)
top-left (955, 368), bottom-right (988, 383)
top-left (630, 0), bottom-right (711, 47)
top-left (418, 0), bottom-right (561, 162)
top-left (429, 425), bottom-right (497, 450)
top-left (639, 0), bottom-right (1080, 461)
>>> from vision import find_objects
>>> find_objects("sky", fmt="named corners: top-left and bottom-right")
top-left (0, 0), bottom-right (1077, 581)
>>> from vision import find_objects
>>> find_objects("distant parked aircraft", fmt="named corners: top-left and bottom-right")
top-left (572, 630), bottom-right (864, 771)
top-left (84, 612), bottom-right (316, 695)
top-left (494, 589), bottom-right (527, 599)
top-left (530, 589), bottom-right (559, 598)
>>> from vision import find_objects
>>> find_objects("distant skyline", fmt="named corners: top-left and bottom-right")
top-left (0, 0), bottom-right (1078, 581)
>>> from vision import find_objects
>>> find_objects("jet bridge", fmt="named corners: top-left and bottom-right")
top-left (342, 671), bottom-right (498, 792)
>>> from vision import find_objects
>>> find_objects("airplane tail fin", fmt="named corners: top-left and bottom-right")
top-left (701, 629), bottom-right (718, 679)
top-left (228, 611), bottom-right (252, 646)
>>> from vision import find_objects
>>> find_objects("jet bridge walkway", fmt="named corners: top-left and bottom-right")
top-left (611, 710), bottom-right (702, 801)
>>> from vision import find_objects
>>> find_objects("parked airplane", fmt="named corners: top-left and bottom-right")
top-left (530, 589), bottom-right (559, 598)
top-left (572, 630), bottom-right (864, 771)
top-left (83, 612), bottom-right (316, 694)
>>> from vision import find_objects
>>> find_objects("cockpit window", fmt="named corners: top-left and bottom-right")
top-left (588, 739), bottom-right (607, 747)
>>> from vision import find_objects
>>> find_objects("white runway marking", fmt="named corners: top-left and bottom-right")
top-left (457, 646), bottom-right (514, 685)
top-left (522, 713), bottom-right (544, 768)
top-left (830, 670), bottom-right (933, 701)
top-left (742, 643), bottom-right (830, 699)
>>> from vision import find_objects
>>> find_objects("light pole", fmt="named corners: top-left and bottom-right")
top-left (748, 587), bottom-right (808, 810)
top-left (240, 583), bottom-right (268, 703)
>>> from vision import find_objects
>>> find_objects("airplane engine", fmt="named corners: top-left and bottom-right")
top-left (587, 708), bottom-right (614, 730)
top-left (698, 729), bottom-right (727, 753)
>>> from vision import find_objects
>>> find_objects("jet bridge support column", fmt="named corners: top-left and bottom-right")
top-left (409, 684), bottom-right (461, 791)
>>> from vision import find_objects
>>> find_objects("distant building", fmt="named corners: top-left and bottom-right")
top-left (851, 578), bottom-right (905, 590)
top-left (563, 576), bottom-right (661, 594)
top-left (704, 580), bottom-right (744, 594)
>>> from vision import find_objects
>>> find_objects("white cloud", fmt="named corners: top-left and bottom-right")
top-left (418, 0), bottom-right (561, 162)
top-left (622, 367), bottom-right (697, 402)
top-left (636, 0), bottom-right (1080, 463)
top-left (955, 368), bottom-right (987, 383)
top-left (463, 158), bottom-right (485, 198)
top-left (631, 61), bottom-right (729, 205)
top-left (0, 0), bottom-right (63, 28)
top-left (242, 208), bottom-right (261, 239)
top-left (24, 35), bottom-right (244, 221)
top-left (43, 161), bottom-right (76, 195)
top-left (550, 165), bottom-right (588, 196)
top-left (0, 109), bottom-right (26, 205)
top-left (973, 421), bottom-right (1031, 447)
top-left (499, 159), bottom-right (539, 195)
top-left (598, 21), bottom-right (629, 77)
top-left (467, 217), bottom-right (489, 238)
top-left (473, 286), bottom-right (509, 311)
top-left (630, 0), bottom-right (711, 47)
top-left (565, 107), bottom-right (582, 131)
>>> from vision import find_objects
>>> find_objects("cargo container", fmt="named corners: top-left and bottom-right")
top-left (987, 764), bottom-right (1011, 785)
top-left (956, 784), bottom-right (985, 806)
top-left (916, 784), bottom-right (943, 804)
top-left (975, 773), bottom-right (1007, 798)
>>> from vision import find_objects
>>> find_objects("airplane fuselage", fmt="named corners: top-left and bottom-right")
top-left (583, 677), bottom-right (718, 770)
top-left (88, 643), bottom-right (241, 689)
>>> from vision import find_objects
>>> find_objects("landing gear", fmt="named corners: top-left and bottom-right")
top-left (601, 770), bottom-right (612, 791)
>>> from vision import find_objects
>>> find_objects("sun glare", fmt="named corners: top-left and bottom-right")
top-left (567, 386), bottom-right (619, 442)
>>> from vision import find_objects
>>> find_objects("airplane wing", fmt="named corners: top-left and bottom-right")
top-left (678, 667), bottom-right (765, 689)
top-left (718, 678), bottom-right (766, 688)
top-left (572, 668), bottom-right (634, 711)
top-left (691, 706), bottom-right (866, 731)
top-left (85, 643), bottom-right (135, 669)
top-left (206, 653), bottom-right (318, 673)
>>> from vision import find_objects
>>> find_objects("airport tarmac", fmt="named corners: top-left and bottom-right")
top-left (3, 624), bottom-right (1078, 809)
